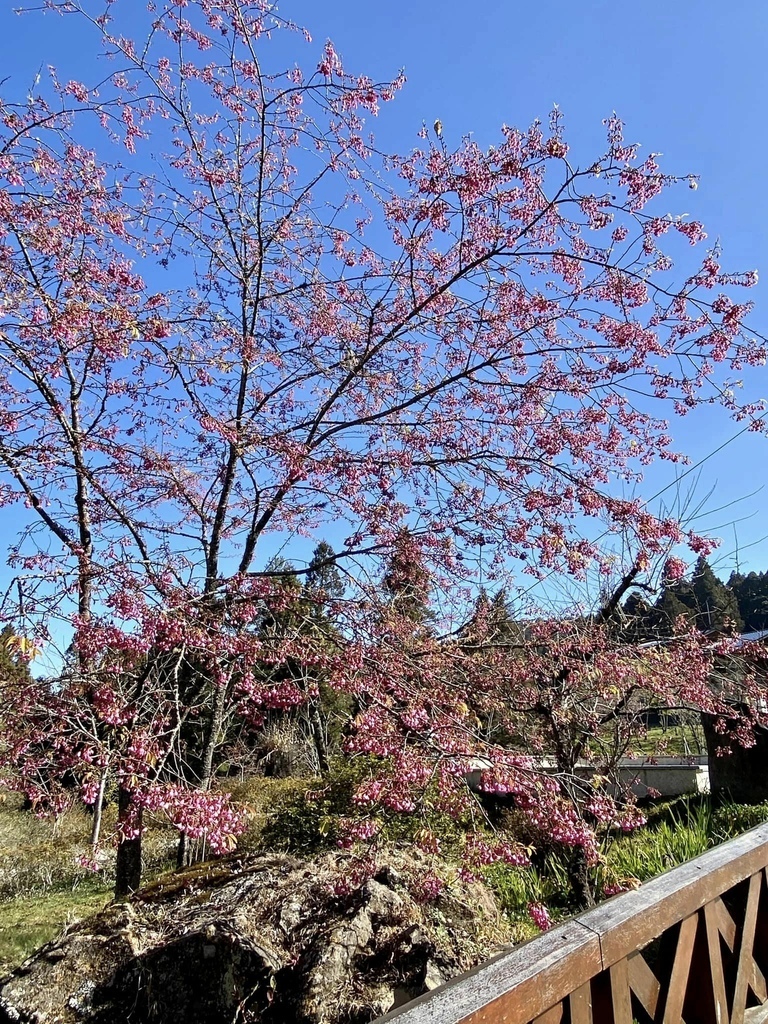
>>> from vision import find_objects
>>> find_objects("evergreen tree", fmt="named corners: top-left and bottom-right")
top-left (646, 558), bottom-right (744, 636)
top-left (304, 542), bottom-right (345, 602)
top-left (651, 576), bottom-right (697, 636)
top-left (382, 530), bottom-right (433, 624)
top-left (729, 571), bottom-right (768, 632)
top-left (690, 557), bottom-right (743, 632)
top-left (253, 551), bottom-right (350, 775)
top-left (465, 587), bottom-right (522, 644)
top-left (623, 591), bottom-right (652, 620)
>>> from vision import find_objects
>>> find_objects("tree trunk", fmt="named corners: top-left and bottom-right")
top-left (115, 788), bottom-right (143, 898)
top-left (308, 699), bottom-right (330, 774)
top-left (89, 768), bottom-right (108, 851)
top-left (554, 746), bottom-right (595, 909)
top-left (199, 680), bottom-right (227, 792)
top-left (176, 679), bottom-right (228, 868)
top-left (176, 831), bottom-right (188, 871)
top-left (567, 846), bottom-right (595, 910)
top-left (702, 712), bottom-right (768, 803)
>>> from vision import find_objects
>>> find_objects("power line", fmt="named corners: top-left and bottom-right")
top-left (515, 405), bottom-right (768, 606)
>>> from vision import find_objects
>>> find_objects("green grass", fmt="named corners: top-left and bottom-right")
top-left (603, 798), bottom-right (712, 883)
top-left (0, 789), bottom-right (178, 974)
top-left (483, 857), bottom-right (568, 940)
top-left (0, 880), bottom-right (112, 974)
top-left (623, 720), bottom-right (706, 756)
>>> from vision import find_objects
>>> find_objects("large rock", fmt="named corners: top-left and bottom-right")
top-left (0, 850), bottom-right (508, 1023)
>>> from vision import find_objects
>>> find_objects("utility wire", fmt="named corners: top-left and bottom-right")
top-left (516, 404), bottom-right (768, 606)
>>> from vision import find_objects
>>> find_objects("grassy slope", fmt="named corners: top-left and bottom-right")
top-left (0, 795), bottom-right (111, 972)
top-left (0, 792), bottom-right (178, 973)
top-left (0, 777), bottom-right (307, 973)
top-left (0, 883), bottom-right (111, 973)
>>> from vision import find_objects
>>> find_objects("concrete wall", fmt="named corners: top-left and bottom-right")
top-left (467, 757), bottom-right (710, 799)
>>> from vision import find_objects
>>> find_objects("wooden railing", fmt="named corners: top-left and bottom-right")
top-left (377, 822), bottom-right (768, 1024)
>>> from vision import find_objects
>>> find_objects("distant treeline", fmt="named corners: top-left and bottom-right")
top-left (624, 557), bottom-right (768, 637)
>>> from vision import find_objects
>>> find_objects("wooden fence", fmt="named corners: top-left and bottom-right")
top-left (377, 822), bottom-right (768, 1024)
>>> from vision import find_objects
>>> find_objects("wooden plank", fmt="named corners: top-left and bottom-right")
top-left (750, 961), bottom-right (768, 1004)
top-left (662, 913), bottom-right (698, 1024)
top-left (374, 921), bottom-right (601, 1024)
top-left (533, 1005), bottom-right (563, 1024)
top-left (569, 983), bottom-right (592, 1024)
top-left (705, 900), bottom-right (731, 1024)
top-left (579, 824), bottom-right (768, 967)
top-left (610, 959), bottom-right (634, 1024)
top-left (715, 896), bottom-right (738, 951)
top-left (627, 951), bottom-right (660, 1018)
top-left (733, 873), bottom-right (763, 1024)
top-left (376, 826), bottom-right (768, 1024)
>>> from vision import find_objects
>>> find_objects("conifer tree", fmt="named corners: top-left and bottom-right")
top-left (382, 531), bottom-right (433, 625)
top-left (729, 571), bottom-right (768, 632)
top-left (691, 557), bottom-right (743, 632)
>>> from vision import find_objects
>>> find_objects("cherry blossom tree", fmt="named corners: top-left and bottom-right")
top-left (0, 0), bottom-right (766, 894)
top-left (336, 560), bottom-right (768, 906)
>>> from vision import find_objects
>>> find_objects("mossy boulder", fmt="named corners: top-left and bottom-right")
top-left (0, 848), bottom-right (508, 1023)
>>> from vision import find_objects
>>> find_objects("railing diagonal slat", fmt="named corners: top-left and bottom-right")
top-left (733, 872), bottom-right (764, 1024)
top-left (377, 823), bottom-right (768, 1024)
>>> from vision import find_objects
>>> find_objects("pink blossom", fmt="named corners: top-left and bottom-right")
top-left (528, 902), bottom-right (553, 931)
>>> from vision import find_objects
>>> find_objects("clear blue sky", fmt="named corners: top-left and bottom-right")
top-left (284, 0), bottom-right (768, 580)
top-left (1, 0), bottom-right (767, 583)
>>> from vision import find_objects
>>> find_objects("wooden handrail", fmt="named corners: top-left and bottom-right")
top-left (377, 822), bottom-right (768, 1024)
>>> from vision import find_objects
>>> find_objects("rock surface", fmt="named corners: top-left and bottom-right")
top-left (0, 850), bottom-right (509, 1023)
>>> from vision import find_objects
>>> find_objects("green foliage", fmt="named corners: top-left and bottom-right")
top-left (691, 557), bottom-right (743, 632)
top-left (483, 863), bottom-right (549, 925)
top-left (629, 720), bottom-right (706, 756)
top-left (238, 542), bottom-right (352, 776)
top-left (624, 556), bottom-right (754, 637)
top-left (491, 796), bottom-right (768, 925)
top-left (376, 800), bottom-right (470, 858)
top-left (258, 758), bottom-right (370, 853)
top-left (602, 796), bottom-right (768, 893)
top-left (305, 541), bottom-right (345, 601)
top-left (466, 588), bottom-right (522, 643)
top-left (603, 800), bottom-right (712, 884)
top-left (485, 851), bottom-right (571, 920)
top-left (315, 681), bottom-right (355, 756)
top-left (710, 801), bottom-right (768, 840)
top-left (382, 528), bottom-right (434, 623)
top-left (257, 757), bottom-right (471, 856)
top-left (729, 571), bottom-right (768, 632)
top-left (652, 583), bottom-right (697, 634)
top-left (259, 783), bottom-right (341, 852)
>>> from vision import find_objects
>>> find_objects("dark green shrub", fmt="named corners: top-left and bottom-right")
top-left (259, 757), bottom-right (374, 853)
top-left (711, 801), bottom-right (768, 842)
